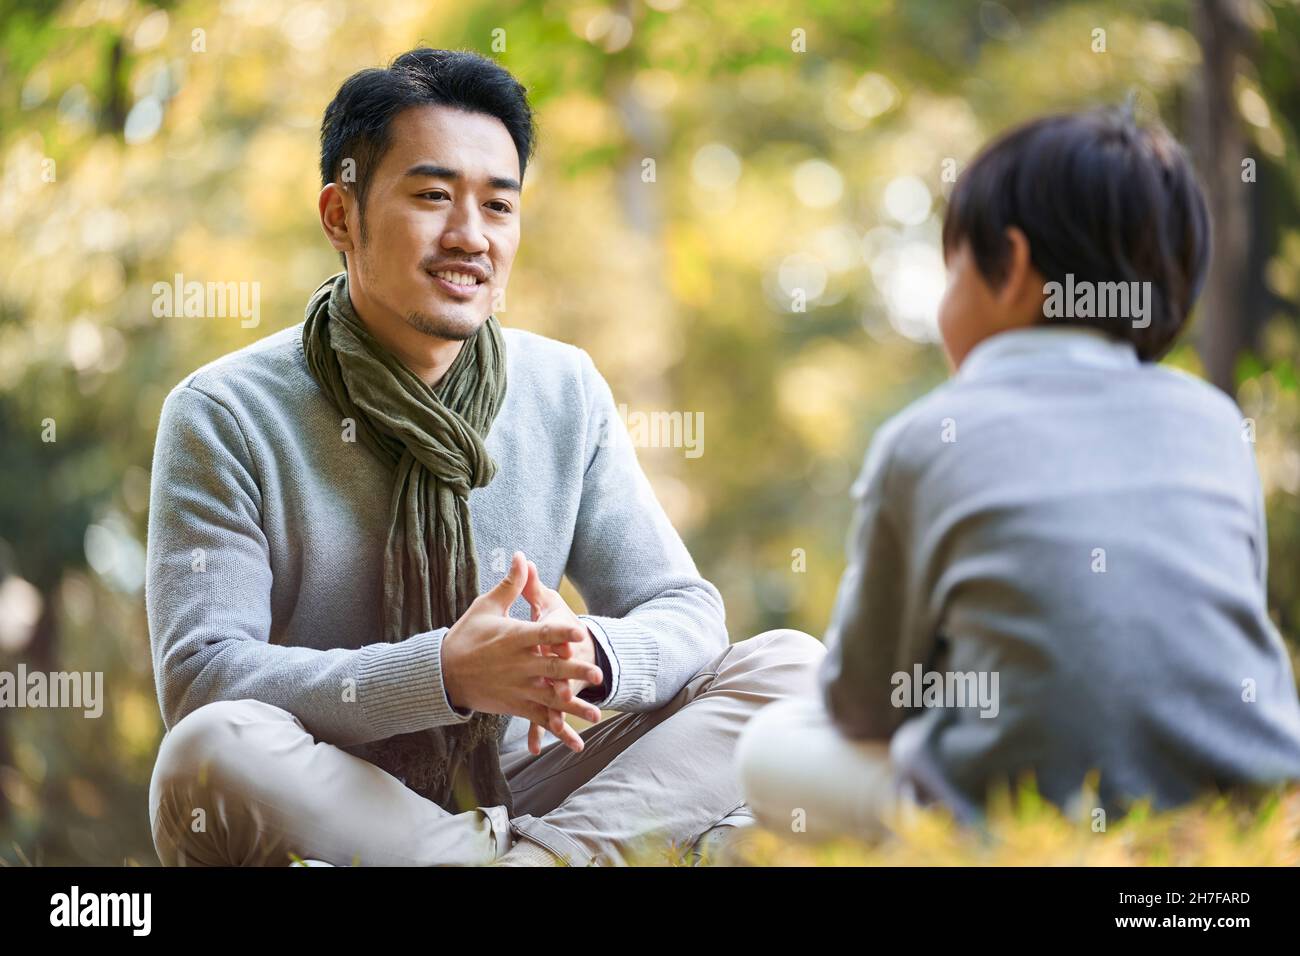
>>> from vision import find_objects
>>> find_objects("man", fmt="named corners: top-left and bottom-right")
top-left (145, 47), bottom-right (823, 866)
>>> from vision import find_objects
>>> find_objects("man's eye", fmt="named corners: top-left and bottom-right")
top-left (419, 190), bottom-right (448, 201)
top-left (487, 201), bottom-right (512, 213)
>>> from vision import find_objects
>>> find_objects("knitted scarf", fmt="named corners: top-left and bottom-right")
top-left (301, 272), bottom-right (514, 816)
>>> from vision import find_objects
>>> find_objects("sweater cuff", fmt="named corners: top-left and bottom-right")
top-left (355, 628), bottom-right (473, 739)
top-left (576, 615), bottom-right (658, 710)
top-left (577, 619), bottom-right (616, 708)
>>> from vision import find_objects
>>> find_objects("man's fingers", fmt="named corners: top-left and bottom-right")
top-left (522, 700), bottom-right (566, 737)
top-left (554, 721), bottom-right (584, 751)
top-left (524, 680), bottom-right (601, 722)
top-left (529, 720), bottom-right (560, 755)
top-left (521, 705), bottom-right (584, 752)
top-left (526, 653), bottom-right (602, 686)
top-left (512, 619), bottom-right (588, 650)
top-left (546, 705), bottom-right (567, 738)
top-left (481, 551), bottom-right (528, 613)
top-left (523, 560), bottom-right (545, 618)
top-left (522, 561), bottom-right (566, 617)
top-left (559, 720), bottom-right (584, 751)
top-left (535, 639), bottom-right (574, 660)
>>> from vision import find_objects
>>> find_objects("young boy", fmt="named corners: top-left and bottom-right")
top-left (736, 106), bottom-right (1300, 839)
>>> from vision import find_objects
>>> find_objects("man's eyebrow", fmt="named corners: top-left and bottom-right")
top-left (404, 163), bottom-right (521, 192)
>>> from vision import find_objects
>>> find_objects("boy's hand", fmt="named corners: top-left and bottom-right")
top-left (522, 560), bottom-right (604, 755)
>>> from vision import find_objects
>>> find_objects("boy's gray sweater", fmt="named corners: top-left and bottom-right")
top-left (818, 327), bottom-right (1300, 817)
top-left (145, 322), bottom-right (728, 761)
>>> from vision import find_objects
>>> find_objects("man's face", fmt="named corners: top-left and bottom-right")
top-left (344, 104), bottom-right (522, 341)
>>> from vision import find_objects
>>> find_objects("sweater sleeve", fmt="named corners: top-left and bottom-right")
top-left (817, 418), bottom-right (914, 740)
top-left (576, 627), bottom-right (614, 706)
top-left (145, 384), bottom-right (472, 745)
top-left (563, 351), bottom-right (729, 712)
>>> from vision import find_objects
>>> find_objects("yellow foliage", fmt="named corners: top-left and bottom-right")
top-left (712, 784), bottom-right (1300, 867)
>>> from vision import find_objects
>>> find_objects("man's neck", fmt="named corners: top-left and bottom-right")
top-left (345, 282), bottom-right (464, 388)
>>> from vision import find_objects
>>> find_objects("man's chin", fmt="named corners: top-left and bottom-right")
top-left (403, 309), bottom-right (487, 342)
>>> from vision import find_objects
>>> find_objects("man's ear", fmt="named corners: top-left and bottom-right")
top-left (318, 183), bottom-right (355, 256)
top-left (997, 225), bottom-right (1045, 320)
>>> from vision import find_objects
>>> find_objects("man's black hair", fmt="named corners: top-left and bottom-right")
top-left (941, 105), bottom-right (1211, 361)
top-left (320, 48), bottom-right (536, 254)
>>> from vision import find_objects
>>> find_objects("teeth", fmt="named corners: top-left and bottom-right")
top-left (433, 270), bottom-right (479, 286)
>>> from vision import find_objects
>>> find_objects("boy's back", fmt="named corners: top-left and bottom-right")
top-left (818, 325), bottom-right (1300, 818)
top-left (735, 106), bottom-right (1300, 835)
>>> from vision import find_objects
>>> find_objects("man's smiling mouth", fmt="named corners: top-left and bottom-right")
top-left (427, 268), bottom-right (486, 298)
top-left (430, 269), bottom-right (483, 287)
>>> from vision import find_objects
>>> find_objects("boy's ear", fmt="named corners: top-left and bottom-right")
top-left (997, 226), bottom-right (1045, 321)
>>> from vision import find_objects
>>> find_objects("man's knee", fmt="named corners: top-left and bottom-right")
top-left (149, 699), bottom-right (294, 863)
top-left (746, 628), bottom-right (825, 661)
top-left (718, 628), bottom-right (825, 693)
top-left (154, 699), bottom-right (287, 784)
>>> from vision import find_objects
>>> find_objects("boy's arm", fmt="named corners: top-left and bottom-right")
top-left (1248, 443), bottom-right (1269, 594)
top-left (817, 423), bottom-right (912, 740)
top-left (146, 385), bottom-right (472, 745)
top-left (563, 351), bottom-right (728, 712)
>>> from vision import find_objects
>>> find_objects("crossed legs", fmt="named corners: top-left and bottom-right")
top-left (148, 628), bottom-right (825, 866)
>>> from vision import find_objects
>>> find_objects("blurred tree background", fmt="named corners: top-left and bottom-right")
top-left (0, 0), bottom-right (1296, 865)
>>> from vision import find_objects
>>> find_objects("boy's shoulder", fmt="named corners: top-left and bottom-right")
top-left (868, 377), bottom-right (966, 457)
top-left (848, 378), bottom-right (965, 495)
top-left (1138, 361), bottom-right (1249, 426)
top-left (862, 357), bottom-right (1249, 482)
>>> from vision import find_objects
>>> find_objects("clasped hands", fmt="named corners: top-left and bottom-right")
top-left (441, 550), bottom-right (604, 756)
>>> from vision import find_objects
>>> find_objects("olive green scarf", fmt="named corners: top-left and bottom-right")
top-left (302, 272), bottom-right (514, 816)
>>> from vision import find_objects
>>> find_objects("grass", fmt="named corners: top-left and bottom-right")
top-left (9, 778), bottom-right (1298, 867)
top-left (697, 780), bottom-right (1300, 867)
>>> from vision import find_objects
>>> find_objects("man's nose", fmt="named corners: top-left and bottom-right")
top-left (440, 204), bottom-right (489, 255)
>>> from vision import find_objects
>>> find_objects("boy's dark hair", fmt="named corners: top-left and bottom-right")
top-left (941, 106), bottom-right (1211, 361)
top-left (319, 48), bottom-right (535, 251)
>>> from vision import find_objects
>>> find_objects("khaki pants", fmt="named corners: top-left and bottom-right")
top-left (148, 628), bottom-right (825, 866)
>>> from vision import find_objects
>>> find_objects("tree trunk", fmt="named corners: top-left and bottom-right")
top-left (1190, 0), bottom-right (1252, 393)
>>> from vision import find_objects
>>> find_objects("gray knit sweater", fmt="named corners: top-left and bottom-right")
top-left (145, 321), bottom-right (728, 761)
top-left (819, 327), bottom-right (1300, 818)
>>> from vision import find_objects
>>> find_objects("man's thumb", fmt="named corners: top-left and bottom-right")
top-left (485, 551), bottom-right (527, 610)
